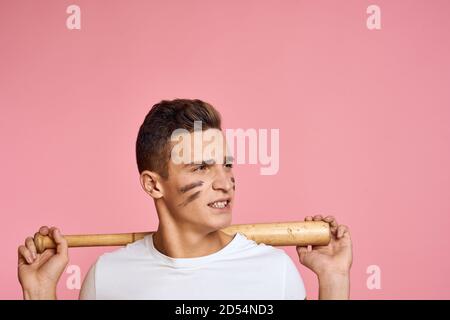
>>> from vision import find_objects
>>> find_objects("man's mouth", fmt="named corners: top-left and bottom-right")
top-left (207, 199), bottom-right (231, 209)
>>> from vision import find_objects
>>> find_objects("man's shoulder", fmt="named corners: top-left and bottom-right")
top-left (96, 235), bottom-right (150, 262)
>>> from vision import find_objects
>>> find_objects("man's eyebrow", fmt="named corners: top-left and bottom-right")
top-left (182, 156), bottom-right (234, 168)
top-left (182, 160), bottom-right (208, 169)
top-left (182, 161), bottom-right (209, 168)
top-left (182, 163), bottom-right (195, 168)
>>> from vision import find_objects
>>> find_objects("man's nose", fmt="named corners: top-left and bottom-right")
top-left (212, 166), bottom-right (233, 192)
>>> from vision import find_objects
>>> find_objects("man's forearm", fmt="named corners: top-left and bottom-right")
top-left (317, 272), bottom-right (350, 300)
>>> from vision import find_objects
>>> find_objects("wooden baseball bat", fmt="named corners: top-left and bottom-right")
top-left (33, 221), bottom-right (331, 254)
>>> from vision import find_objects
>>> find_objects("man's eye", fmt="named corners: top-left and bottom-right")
top-left (225, 163), bottom-right (233, 169)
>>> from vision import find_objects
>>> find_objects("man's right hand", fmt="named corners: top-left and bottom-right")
top-left (17, 226), bottom-right (69, 300)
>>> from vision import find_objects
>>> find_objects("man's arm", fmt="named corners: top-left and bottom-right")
top-left (296, 215), bottom-right (353, 300)
top-left (18, 226), bottom-right (69, 300)
top-left (317, 272), bottom-right (350, 299)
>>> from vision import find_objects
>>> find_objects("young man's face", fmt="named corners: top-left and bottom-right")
top-left (160, 128), bottom-right (235, 233)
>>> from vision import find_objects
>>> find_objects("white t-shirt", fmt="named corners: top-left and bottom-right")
top-left (79, 232), bottom-right (306, 300)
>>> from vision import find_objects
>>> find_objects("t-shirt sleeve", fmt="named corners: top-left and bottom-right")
top-left (79, 262), bottom-right (96, 300)
top-left (283, 255), bottom-right (306, 300)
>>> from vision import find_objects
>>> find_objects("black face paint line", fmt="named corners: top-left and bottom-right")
top-left (179, 181), bottom-right (204, 194)
top-left (178, 190), bottom-right (202, 207)
top-left (231, 177), bottom-right (236, 191)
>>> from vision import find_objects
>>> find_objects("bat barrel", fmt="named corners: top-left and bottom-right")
top-left (222, 221), bottom-right (330, 246)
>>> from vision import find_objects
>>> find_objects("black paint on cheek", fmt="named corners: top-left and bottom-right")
top-left (231, 177), bottom-right (236, 190)
top-left (179, 181), bottom-right (204, 194)
top-left (179, 190), bottom-right (202, 207)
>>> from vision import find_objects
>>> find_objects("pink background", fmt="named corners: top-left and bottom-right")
top-left (1, 0), bottom-right (449, 299)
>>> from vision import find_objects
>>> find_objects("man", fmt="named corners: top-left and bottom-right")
top-left (18, 99), bottom-right (352, 300)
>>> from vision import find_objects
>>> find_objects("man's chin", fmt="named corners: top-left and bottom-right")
top-left (207, 211), bottom-right (232, 231)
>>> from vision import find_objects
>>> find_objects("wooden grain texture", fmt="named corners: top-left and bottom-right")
top-left (34, 221), bottom-right (331, 253)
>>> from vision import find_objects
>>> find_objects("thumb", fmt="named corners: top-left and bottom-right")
top-left (49, 228), bottom-right (69, 264)
top-left (296, 246), bottom-right (309, 264)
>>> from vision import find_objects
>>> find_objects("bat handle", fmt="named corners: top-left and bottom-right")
top-left (33, 232), bottom-right (150, 254)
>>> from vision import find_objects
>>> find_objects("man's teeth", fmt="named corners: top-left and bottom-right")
top-left (209, 200), bottom-right (228, 208)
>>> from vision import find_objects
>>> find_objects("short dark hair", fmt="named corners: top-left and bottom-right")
top-left (136, 99), bottom-right (222, 179)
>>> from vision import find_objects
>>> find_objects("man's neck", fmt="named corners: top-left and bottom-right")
top-left (152, 224), bottom-right (234, 259)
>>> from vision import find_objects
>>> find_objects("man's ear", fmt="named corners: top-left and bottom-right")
top-left (140, 170), bottom-right (164, 199)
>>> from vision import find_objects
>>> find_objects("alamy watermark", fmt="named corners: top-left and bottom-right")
top-left (170, 121), bottom-right (279, 175)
